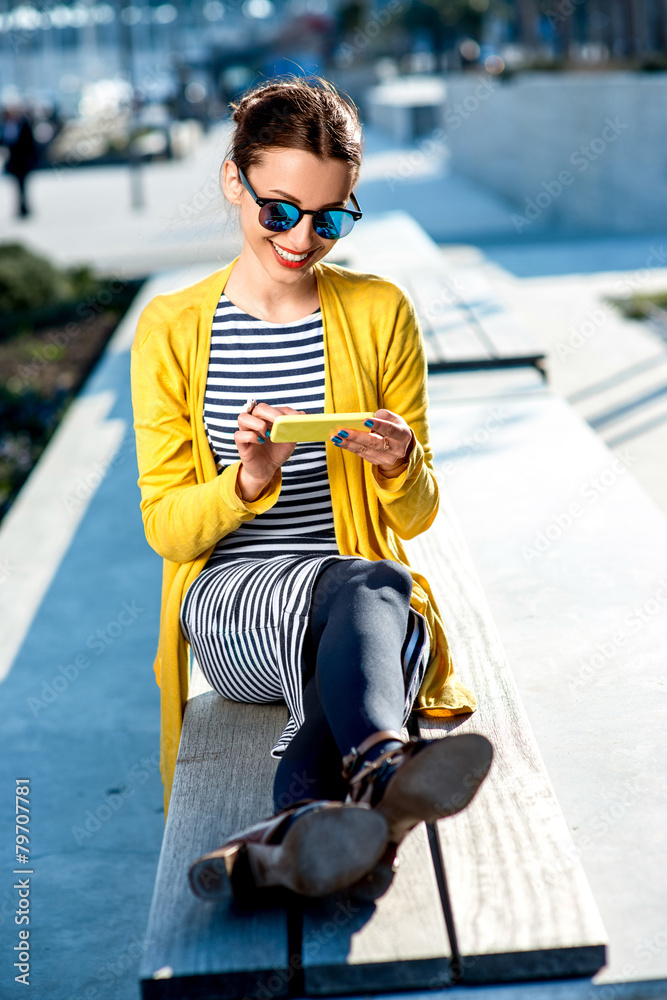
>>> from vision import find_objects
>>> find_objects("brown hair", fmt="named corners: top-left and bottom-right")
top-left (224, 74), bottom-right (363, 185)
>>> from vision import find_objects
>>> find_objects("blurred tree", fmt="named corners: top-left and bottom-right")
top-left (337, 0), bottom-right (667, 69)
top-left (513, 0), bottom-right (540, 45)
top-left (338, 0), bottom-right (365, 36)
top-left (398, 0), bottom-right (490, 57)
top-left (542, 0), bottom-right (667, 66)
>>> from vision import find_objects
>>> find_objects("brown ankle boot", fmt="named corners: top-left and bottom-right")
top-left (342, 730), bottom-right (493, 845)
top-left (188, 798), bottom-right (389, 903)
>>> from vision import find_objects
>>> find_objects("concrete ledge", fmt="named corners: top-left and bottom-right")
top-left (427, 368), bottom-right (667, 988)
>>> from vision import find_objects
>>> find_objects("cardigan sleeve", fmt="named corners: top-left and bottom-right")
top-left (370, 290), bottom-right (440, 539)
top-left (130, 318), bottom-right (281, 564)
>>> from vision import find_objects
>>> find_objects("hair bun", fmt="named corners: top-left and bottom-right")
top-left (224, 74), bottom-right (361, 179)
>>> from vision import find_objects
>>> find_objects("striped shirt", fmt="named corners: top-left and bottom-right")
top-left (204, 292), bottom-right (339, 561)
top-left (180, 290), bottom-right (431, 757)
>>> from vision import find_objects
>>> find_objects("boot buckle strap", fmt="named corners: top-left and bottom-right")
top-left (341, 729), bottom-right (404, 781)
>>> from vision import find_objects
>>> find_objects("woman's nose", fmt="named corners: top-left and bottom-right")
top-left (284, 214), bottom-right (318, 249)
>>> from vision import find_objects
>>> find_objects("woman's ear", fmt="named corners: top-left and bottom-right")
top-left (220, 159), bottom-right (242, 205)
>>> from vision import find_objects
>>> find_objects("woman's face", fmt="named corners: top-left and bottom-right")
top-left (222, 146), bottom-right (357, 284)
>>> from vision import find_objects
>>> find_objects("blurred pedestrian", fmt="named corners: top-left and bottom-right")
top-left (1, 101), bottom-right (38, 218)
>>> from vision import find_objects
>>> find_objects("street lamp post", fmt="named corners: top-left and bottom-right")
top-left (117, 0), bottom-right (144, 209)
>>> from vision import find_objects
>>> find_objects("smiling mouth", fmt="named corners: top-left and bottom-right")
top-left (272, 242), bottom-right (317, 262)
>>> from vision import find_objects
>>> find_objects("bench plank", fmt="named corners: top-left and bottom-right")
top-left (452, 268), bottom-right (547, 363)
top-left (335, 211), bottom-right (546, 373)
top-left (140, 695), bottom-right (292, 1000)
top-left (404, 496), bottom-right (608, 984)
top-left (301, 792), bottom-right (452, 995)
top-left (400, 269), bottom-right (492, 364)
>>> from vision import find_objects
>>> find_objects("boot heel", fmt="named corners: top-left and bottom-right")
top-left (189, 843), bottom-right (240, 901)
top-left (248, 805), bottom-right (389, 897)
top-left (378, 734), bottom-right (493, 843)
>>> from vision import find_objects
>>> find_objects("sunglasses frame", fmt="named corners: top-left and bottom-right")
top-left (232, 160), bottom-right (362, 240)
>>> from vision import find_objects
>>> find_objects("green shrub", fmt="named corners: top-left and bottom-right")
top-left (605, 291), bottom-right (667, 320)
top-left (0, 242), bottom-right (100, 314)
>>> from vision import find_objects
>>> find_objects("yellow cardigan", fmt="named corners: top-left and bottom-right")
top-left (130, 256), bottom-right (476, 819)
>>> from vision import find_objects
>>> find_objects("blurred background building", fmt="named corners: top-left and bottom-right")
top-left (1, 0), bottom-right (666, 173)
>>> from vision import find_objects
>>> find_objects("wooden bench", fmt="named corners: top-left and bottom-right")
top-left (138, 487), bottom-right (607, 998)
top-left (327, 212), bottom-right (547, 377)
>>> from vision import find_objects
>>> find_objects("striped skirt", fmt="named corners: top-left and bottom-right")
top-left (179, 554), bottom-right (430, 758)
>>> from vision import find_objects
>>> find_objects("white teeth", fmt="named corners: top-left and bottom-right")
top-left (273, 243), bottom-right (311, 262)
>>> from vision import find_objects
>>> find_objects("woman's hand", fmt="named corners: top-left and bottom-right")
top-left (235, 402), bottom-right (306, 492)
top-left (330, 408), bottom-right (415, 475)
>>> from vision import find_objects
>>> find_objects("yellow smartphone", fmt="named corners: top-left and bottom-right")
top-left (270, 412), bottom-right (375, 443)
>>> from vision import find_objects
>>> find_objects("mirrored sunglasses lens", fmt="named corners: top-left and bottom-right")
top-left (259, 202), bottom-right (300, 232)
top-left (314, 211), bottom-right (355, 240)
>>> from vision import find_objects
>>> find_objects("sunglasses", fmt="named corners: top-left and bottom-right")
top-left (232, 160), bottom-right (362, 240)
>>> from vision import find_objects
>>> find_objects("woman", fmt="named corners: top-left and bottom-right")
top-left (130, 75), bottom-right (492, 903)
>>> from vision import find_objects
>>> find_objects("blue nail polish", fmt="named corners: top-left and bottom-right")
top-left (265, 427), bottom-right (271, 438)
top-left (332, 436), bottom-right (342, 444)
top-left (257, 435), bottom-right (265, 443)
top-left (364, 420), bottom-right (374, 428)
top-left (338, 430), bottom-right (349, 438)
